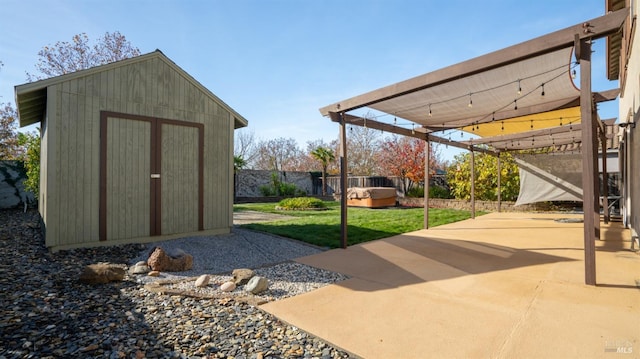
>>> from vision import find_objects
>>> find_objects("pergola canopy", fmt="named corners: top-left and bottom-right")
top-left (320, 8), bottom-right (627, 153)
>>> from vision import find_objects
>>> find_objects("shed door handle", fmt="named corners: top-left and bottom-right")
top-left (151, 174), bottom-right (161, 179)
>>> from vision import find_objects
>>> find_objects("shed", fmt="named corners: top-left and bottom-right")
top-left (15, 50), bottom-right (248, 251)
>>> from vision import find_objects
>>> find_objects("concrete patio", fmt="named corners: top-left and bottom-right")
top-left (261, 212), bottom-right (640, 358)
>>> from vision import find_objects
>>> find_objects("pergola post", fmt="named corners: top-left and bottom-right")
top-left (601, 128), bottom-right (609, 224)
top-left (336, 112), bottom-right (348, 249)
top-left (497, 151), bottom-right (502, 213)
top-left (577, 36), bottom-right (597, 285)
top-left (470, 149), bottom-right (476, 219)
top-left (424, 139), bottom-right (430, 229)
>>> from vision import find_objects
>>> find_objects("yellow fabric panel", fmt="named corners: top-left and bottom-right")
top-left (462, 107), bottom-right (582, 137)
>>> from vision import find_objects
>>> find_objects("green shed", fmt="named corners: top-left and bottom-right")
top-left (15, 50), bottom-right (248, 251)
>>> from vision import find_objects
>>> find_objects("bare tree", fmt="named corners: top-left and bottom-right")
top-left (26, 32), bottom-right (140, 81)
top-left (234, 129), bottom-right (260, 169)
top-left (346, 125), bottom-right (382, 176)
top-left (254, 137), bottom-right (304, 172)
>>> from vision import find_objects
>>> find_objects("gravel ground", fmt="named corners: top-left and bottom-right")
top-left (0, 209), bottom-right (354, 359)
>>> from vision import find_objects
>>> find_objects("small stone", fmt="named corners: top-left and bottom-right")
top-left (220, 281), bottom-right (236, 292)
top-left (81, 343), bottom-right (99, 352)
top-left (148, 271), bottom-right (160, 277)
top-left (245, 276), bottom-right (269, 294)
top-left (129, 263), bottom-right (150, 274)
top-left (195, 275), bottom-right (210, 287)
top-left (232, 268), bottom-right (255, 285)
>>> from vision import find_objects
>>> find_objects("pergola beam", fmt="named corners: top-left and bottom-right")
top-left (333, 113), bottom-right (497, 155)
top-left (319, 9), bottom-right (627, 116)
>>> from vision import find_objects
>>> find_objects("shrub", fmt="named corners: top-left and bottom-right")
top-left (259, 185), bottom-right (276, 196)
top-left (429, 186), bottom-right (451, 199)
top-left (259, 172), bottom-right (307, 197)
top-left (406, 186), bottom-right (451, 199)
top-left (406, 186), bottom-right (423, 198)
top-left (277, 197), bottom-right (326, 210)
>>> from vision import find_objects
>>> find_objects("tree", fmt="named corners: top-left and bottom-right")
top-left (377, 135), bottom-right (437, 194)
top-left (13, 32), bottom-right (141, 197)
top-left (26, 32), bottom-right (140, 81)
top-left (17, 131), bottom-right (40, 196)
top-left (345, 124), bottom-right (382, 175)
top-left (310, 146), bottom-right (335, 195)
top-left (446, 151), bottom-right (520, 201)
top-left (234, 129), bottom-right (259, 169)
top-left (0, 103), bottom-right (23, 160)
top-left (254, 137), bottom-right (304, 172)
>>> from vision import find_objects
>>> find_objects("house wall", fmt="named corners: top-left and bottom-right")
top-left (618, 3), bottom-right (640, 238)
top-left (42, 56), bottom-right (234, 249)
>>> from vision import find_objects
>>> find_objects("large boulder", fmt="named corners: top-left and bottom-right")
top-left (79, 263), bottom-right (126, 284)
top-left (147, 247), bottom-right (193, 272)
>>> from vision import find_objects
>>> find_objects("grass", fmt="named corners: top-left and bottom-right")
top-left (234, 201), bottom-right (486, 248)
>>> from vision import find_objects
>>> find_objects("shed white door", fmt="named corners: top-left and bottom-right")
top-left (100, 112), bottom-right (203, 241)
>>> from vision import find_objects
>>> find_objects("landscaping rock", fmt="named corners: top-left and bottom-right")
top-left (220, 281), bottom-right (236, 292)
top-left (129, 261), bottom-right (150, 274)
top-left (232, 268), bottom-right (255, 285)
top-left (195, 274), bottom-right (210, 287)
top-left (147, 247), bottom-right (193, 272)
top-left (78, 263), bottom-right (126, 284)
top-left (245, 276), bottom-right (269, 294)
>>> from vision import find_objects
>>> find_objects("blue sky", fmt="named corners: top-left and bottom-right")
top-left (0, 0), bottom-right (617, 161)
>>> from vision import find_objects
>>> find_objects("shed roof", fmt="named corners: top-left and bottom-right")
top-left (15, 50), bottom-right (249, 129)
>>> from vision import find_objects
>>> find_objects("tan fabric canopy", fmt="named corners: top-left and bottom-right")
top-left (369, 47), bottom-right (579, 132)
top-left (320, 9), bottom-right (627, 153)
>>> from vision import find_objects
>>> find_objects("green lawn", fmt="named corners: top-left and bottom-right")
top-left (234, 201), bottom-right (485, 248)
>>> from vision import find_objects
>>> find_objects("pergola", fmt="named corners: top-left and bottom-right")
top-left (319, 9), bottom-right (628, 285)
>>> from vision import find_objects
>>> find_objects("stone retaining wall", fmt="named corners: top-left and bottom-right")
top-left (236, 170), bottom-right (316, 197)
top-left (0, 161), bottom-right (34, 209)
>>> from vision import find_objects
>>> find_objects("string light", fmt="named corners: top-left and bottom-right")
top-left (370, 62), bottom-right (571, 125)
top-left (501, 121), bottom-right (504, 131)
top-left (559, 117), bottom-right (563, 126)
top-left (394, 117), bottom-right (397, 125)
top-left (514, 99), bottom-right (518, 110)
top-left (571, 69), bottom-right (577, 79)
top-left (530, 119), bottom-right (533, 130)
top-left (411, 123), bottom-right (415, 135)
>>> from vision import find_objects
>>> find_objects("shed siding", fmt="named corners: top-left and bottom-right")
top-left (161, 124), bottom-right (199, 234)
top-left (106, 117), bottom-right (151, 240)
top-left (43, 55), bottom-right (234, 248)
